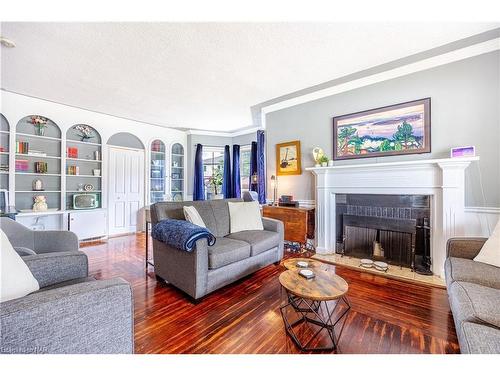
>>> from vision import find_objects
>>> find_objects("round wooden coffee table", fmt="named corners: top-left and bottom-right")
top-left (279, 266), bottom-right (350, 351)
top-left (283, 257), bottom-right (335, 272)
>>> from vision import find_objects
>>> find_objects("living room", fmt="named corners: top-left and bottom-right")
top-left (1, 1), bottom-right (499, 372)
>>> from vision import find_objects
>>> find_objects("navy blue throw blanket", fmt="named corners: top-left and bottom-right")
top-left (152, 219), bottom-right (216, 252)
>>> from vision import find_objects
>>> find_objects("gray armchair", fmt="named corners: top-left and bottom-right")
top-left (0, 217), bottom-right (79, 254)
top-left (0, 218), bottom-right (134, 354)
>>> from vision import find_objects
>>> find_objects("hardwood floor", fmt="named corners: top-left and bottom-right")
top-left (81, 233), bottom-right (460, 354)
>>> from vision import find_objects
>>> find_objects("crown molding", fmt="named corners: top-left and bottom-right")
top-left (186, 127), bottom-right (259, 138)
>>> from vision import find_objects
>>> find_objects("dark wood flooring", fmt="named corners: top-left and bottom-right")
top-left (81, 233), bottom-right (460, 354)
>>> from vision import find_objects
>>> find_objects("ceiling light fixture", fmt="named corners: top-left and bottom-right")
top-left (0, 37), bottom-right (16, 48)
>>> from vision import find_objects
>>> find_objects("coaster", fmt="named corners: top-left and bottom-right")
top-left (299, 269), bottom-right (315, 279)
top-left (296, 261), bottom-right (309, 268)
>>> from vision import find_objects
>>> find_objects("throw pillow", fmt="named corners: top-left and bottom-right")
top-left (0, 228), bottom-right (40, 302)
top-left (228, 201), bottom-right (263, 233)
top-left (474, 220), bottom-right (500, 267)
top-left (183, 206), bottom-right (206, 228)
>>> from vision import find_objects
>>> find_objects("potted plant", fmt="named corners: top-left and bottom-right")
top-left (209, 166), bottom-right (224, 199)
top-left (318, 155), bottom-right (329, 167)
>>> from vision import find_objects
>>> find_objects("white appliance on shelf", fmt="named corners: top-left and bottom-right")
top-left (69, 209), bottom-right (107, 240)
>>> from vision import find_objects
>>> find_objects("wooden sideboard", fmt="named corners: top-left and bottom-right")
top-left (262, 205), bottom-right (315, 244)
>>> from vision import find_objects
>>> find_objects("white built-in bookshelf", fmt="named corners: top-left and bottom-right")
top-left (2, 115), bottom-right (103, 213)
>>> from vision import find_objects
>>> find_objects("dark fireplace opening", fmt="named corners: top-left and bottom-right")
top-left (335, 194), bottom-right (431, 274)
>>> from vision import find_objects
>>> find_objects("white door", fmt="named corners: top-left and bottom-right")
top-left (108, 147), bottom-right (145, 235)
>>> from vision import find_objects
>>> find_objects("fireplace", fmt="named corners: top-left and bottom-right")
top-left (306, 156), bottom-right (479, 277)
top-left (335, 194), bottom-right (431, 273)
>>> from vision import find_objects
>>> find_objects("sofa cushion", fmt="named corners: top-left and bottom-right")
top-left (183, 206), bottom-right (206, 228)
top-left (474, 220), bottom-right (500, 267)
top-left (461, 322), bottom-right (500, 354)
top-left (209, 200), bottom-right (232, 237)
top-left (208, 237), bottom-right (251, 270)
top-left (445, 257), bottom-right (500, 289)
top-left (1, 229), bottom-right (40, 302)
top-left (449, 281), bottom-right (500, 329)
top-left (226, 230), bottom-right (280, 256)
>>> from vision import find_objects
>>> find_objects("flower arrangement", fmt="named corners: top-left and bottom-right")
top-left (30, 116), bottom-right (48, 136)
top-left (74, 125), bottom-right (94, 142)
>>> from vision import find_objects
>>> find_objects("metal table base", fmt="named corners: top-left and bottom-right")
top-left (280, 292), bottom-right (351, 352)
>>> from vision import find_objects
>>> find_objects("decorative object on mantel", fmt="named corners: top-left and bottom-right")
top-left (318, 154), bottom-right (329, 167)
top-left (30, 116), bottom-right (48, 136)
top-left (32, 195), bottom-right (48, 211)
top-left (451, 146), bottom-right (475, 158)
top-left (312, 147), bottom-right (325, 167)
top-left (333, 98), bottom-right (431, 160)
top-left (276, 140), bottom-right (301, 175)
top-left (32, 178), bottom-right (44, 191)
top-left (74, 124), bottom-right (95, 142)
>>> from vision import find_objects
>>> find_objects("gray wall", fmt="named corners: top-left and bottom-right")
top-left (186, 132), bottom-right (257, 196)
top-left (266, 51), bottom-right (500, 207)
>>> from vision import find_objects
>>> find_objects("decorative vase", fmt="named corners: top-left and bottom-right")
top-left (33, 195), bottom-right (48, 211)
top-left (32, 179), bottom-right (44, 191)
top-left (35, 126), bottom-right (45, 136)
top-left (321, 162), bottom-right (328, 167)
top-left (315, 163), bottom-right (321, 168)
top-left (328, 160), bottom-right (334, 167)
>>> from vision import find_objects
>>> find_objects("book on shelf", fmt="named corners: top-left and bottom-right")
top-left (67, 165), bottom-right (80, 175)
top-left (16, 141), bottom-right (29, 154)
top-left (34, 161), bottom-right (48, 173)
top-left (67, 147), bottom-right (78, 159)
top-left (15, 159), bottom-right (29, 172)
top-left (0, 164), bottom-right (8, 171)
top-left (27, 150), bottom-right (47, 157)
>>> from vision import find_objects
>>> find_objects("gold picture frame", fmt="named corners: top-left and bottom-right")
top-left (276, 140), bottom-right (301, 176)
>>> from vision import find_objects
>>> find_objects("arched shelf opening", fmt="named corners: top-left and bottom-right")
top-left (150, 139), bottom-right (166, 204)
top-left (0, 114), bottom-right (10, 191)
top-left (107, 132), bottom-right (144, 150)
top-left (15, 115), bottom-right (62, 211)
top-left (66, 124), bottom-right (103, 209)
top-left (170, 143), bottom-right (184, 201)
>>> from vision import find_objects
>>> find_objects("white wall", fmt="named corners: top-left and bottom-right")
top-left (1, 90), bottom-right (187, 232)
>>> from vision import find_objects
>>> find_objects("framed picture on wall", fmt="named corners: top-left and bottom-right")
top-left (333, 98), bottom-right (431, 160)
top-left (276, 140), bottom-right (301, 176)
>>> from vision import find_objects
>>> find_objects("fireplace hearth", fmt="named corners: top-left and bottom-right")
top-left (336, 194), bottom-right (431, 273)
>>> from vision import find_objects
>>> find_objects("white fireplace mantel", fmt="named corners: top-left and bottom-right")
top-left (306, 156), bottom-right (480, 277)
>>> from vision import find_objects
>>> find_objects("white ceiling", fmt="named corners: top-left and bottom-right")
top-left (1, 22), bottom-right (498, 132)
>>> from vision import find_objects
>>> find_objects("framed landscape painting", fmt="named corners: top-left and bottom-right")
top-left (276, 140), bottom-right (301, 175)
top-left (333, 98), bottom-right (431, 160)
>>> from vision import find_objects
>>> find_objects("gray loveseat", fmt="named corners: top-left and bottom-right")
top-left (151, 199), bottom-right (284, 301)
top-left (0, 218), bottom-right (134, 354)
top-left (444, 237), bottom-right (500, 354)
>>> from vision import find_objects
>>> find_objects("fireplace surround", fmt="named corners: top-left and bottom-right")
top-left (306, 156), bottom-right (479, 277)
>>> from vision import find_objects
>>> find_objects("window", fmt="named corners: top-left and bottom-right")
top-left (239, 145), bottom-right (251, 191)
top-left (202, 147), bottom-right (224, 200)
